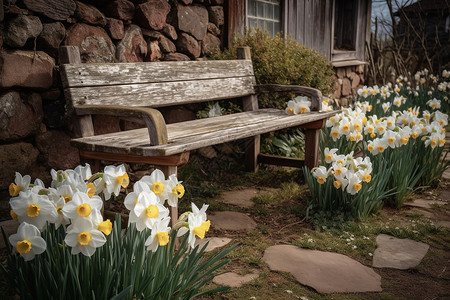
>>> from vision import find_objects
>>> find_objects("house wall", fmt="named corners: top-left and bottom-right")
top-left (0, 0), bottom-right (225, 215)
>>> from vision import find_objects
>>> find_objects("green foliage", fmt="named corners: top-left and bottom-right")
top-left (209, 29), bottom-right (335, 109)
top-left (261, 129), bottom-right (305, 158)
top-left (1, 215), bottom-right (237, 300)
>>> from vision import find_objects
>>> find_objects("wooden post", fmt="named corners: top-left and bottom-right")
top-left (302, 119), bottom-right (326, 170)
top-left (59, 46), bottom-right (95, 138)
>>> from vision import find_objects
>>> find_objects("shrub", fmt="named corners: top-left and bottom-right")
top-left (209, 29), bottom-right (335, 109)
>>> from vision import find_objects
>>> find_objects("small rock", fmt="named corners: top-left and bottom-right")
top-left (195, 237), bottom-right (232, 252)
top-left (207, 22), bottom-right (220, 36)
top-left (208, 6), bottom-right (224, 27)
top-left (198, 146), bottom-right (217, 159)
top-left (341, 78), bottom-right (351, 96)
top-left (116, 25), bottom-right (147, 62)
top-left (75, 1), bottom-right (107, 26)
top-left (147, 40), bottom-right (162, 61)
top-left (208, 211), bottom-right (257, 231)
top-left (159, 35), bottom-right (176, 53)
top-left (164, 52), bottom-right (190, 61)
top-left (134, 0), bottom-right (171, 31)
top-left (217, 188), bottom-right (267, 208)
top-left (176, 32), bottom-right (201, 58)
top-left (3, 14), bottom-right (42, 48)
top-left (213, 271), bottom-right (259, 288)
top-left (373, 234), bottom-right (429, 270)
top-left (104, 0), bottom-right (135, 21)
top-left (404, 198), bottom-right (447, 209)
top-left (37, 22), bottom-right (66, 54)
top-left (106, 18), bottom-right (124, 40)
top-left (201, 33), bottom-right (221, 56)
top-left (162, 24), bottom-right (178, 40)
top-left (176, 4), bottom-right (208, 40)
top-left (22, 0), bottom-right (76, 21)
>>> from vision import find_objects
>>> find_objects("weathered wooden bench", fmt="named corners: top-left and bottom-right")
top-left (59, 45), bottom-right (336, 219)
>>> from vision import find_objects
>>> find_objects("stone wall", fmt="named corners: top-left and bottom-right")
top-left (332, 64), bottom-right (366, 107)
top-left (0, 0), bottom-right (225, 213)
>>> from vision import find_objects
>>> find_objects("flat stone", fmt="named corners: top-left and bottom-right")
top-left (218, 188), bottom-right (267, 208)
top-left (213, 271), bottom-right (259, 288)
top-left (263, 245), bottom-right (382, 294)
top-left (208, 211), bottom-right (257, 231)
top-left (434, 220), bottom-right (450, 228)
top-left (442, 169), bottom-right (450, 180)
top-left (404, 198), bottom-right (447, 209)
top-left (373, 234), bottom-right (429, 270)
top-left (195, 237), bottom-right (232, 252)
top-left (438, 190), bottom-right (450, 201)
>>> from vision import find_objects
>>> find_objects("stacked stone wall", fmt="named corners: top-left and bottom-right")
top-left (332, 64), bottom-right (366, 107)
top-left (0, 0), bottom-right (225, 214)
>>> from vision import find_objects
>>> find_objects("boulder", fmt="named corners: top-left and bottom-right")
top-left (104, 0), bottom-right (135, 21)
top-left (42, 98), bottom-right (66, 129)
top-left (208, 6), bottom-right (224, 27)
top-left (341, 78), bottom-right (351, 96)
top-left (116, 25), bottom-right (147, 62)
top-left (180, 0), bottom-right (193, 4)
top-left (65, 23), bottom-right (116, 63)
top-left (0, 91), bottom-right (43, 141)
top-left (37, 22), bottom-right (66, 54)
top-left (207, 22), bottom-right (220, 36)
top-left (164, 52), bottom-right (190, 61)
top-left (75, 1), bottom-right (107, 26)
top-left (0, 49), bottom-right (55, 89)
top-left (134, 0), bottom-right (171, 31)
top-left (176, 32), bottom-right (201, 58)
top-left (162, 24), bottom-right (178, 40)
top-left (147, 40), bottom-right (162, 61)
top-left (22, 0), bottom-right (76, 21)
top-left (349, 71), bottom-right (360, 89)
top-left (106, 18), bottom-right (124, 40)
top-left (35, 130), bottom-right (80, 170)
top-left (159, 35), bottom-right (176, 53)
top-left (0, 142), bottom-right (39, 189)
top-left (201, 33), bottom-right (221, 55)
top-left (3, 14), bottom-right (42, 48)
top-left (176, 4), bottom-right (208, 40)
top-left (141, 28), bottom-right (162, 39)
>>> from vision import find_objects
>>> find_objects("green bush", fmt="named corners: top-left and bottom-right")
top-left (209, 29), bottom-right (335, 109)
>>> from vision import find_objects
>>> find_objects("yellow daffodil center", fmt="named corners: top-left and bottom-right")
top-left (342, 124), bottom-right (350, 132)
top-left (401, 137), bottom-right (409, 145)
top-left (337, 160), bottom-right (344, 165)
top-left (410, 121), bottom-right (415, 126)
top-left (9, 183), bottom-right (21, 197)
top-left (431, 140), bottom-right (437, 147)
top-left (333, 180), bottom-right (342, 189)
top-left (98, 219), bottom-right (112, 236)
top-left (56, 206), bottom-right (63, 214)
top-left (362, 117), bottom-right (367, 125)
top-left (152, 182), bottom-right (164, 195)
top-left (354, 123), bottom-right (361, 131)
top-left (367, 105), bottom-right (373, 111)
top-left (377, 146), bottom-right (385, 153)
top-left (331, 130), bottom-right (339, 138)
top-left (317, 176), bottom-right (325, 184)
top-left (439, 120), bottom-right (444, 125)
top-left (300, 106), bottom-right (308, 113)
top-left (325, 153), bottom-right (333, 161)
top-left (287, 107), bottom-right (294, 114)
top-left (367, 126), bottom-right (374, 133)
top-left (117, 173), bottom-right (129, 188)
top-left (370, 133), bottom-right (376, 138)
top-left (349, 135), bottom-right (356, 142)
top-left (146, 205), bottom-right (159, 218)
top-left (356, 133), bottom-right (362, 140)
top-left (156, 232), bottom-right (169, 246)
top-left (388, 137), bottom-right (395, 144)
top-left (26, 204), bottom-right (40, 218)
top-left (10, 210), bottom-right (18, 221)
top-left (368, 145), bottom-right (374, 151)
top-left (422, 127), bottom-right (427, 133)
top-left (441, 128), bottom-right (446, 134)
top-left (375, 119), bottom-right (381, 125)
top-left (387, 121), bottom-right (393, 127)
top-left (439, 139), bottom-right (445, 145)
top-left (172, 183), bottom-right (185, 198)
top-left (193, 220), bottom-right (210, 239)
top-left (16, 239), bottom-right (32, 254)
top-left (64, 195), bottom-right (71, 203)
top-left (330, 117), bottom-right (336, 122)
top-left (335, 169), bottom-right (342, 176)
top-left (76, 203), bottom-right (92, 217)
top-left (77, 232), bottom-right (92, 246)
top-left (86, 183), bottom-right (95, 198)
top-left (353, 182), bottom-right (362, 192)
top-left (362, 174), bottom-right (372, 183)
top-left (402, 118), bottom-right (408, 125)
top-left (411, 132), bottom-right (419, 139)
top-left (378, 126), bottom-right (385, 133)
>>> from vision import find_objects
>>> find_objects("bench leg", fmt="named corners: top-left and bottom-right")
top-left (157, 165), bottom-right (179, 228)
top-left (245, 135), bottom-right (260, 172)
top-left (304, 129), bottom-right (320, 170)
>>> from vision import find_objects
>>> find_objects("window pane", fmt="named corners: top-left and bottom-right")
top-left (257, 1), bottom-right (264, 17)
top-left (248, 0), bottom-right (256, 17)
top-left (274, 4), bottom-right (280, 20)
top-left (249, 17), bottom-right (257, 28)
top-left (265, 3), bottom-right (274, 19)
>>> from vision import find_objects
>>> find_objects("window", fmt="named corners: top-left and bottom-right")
top-left (333, 0), bottom-right (358, 51)
top-left (247, 0), bottom-right (281, 37)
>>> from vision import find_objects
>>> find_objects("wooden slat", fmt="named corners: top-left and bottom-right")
top-left (67, 77), bottom-right (256, 108)
top-left (60, 60), bottom-right (254, 87)
top-left (70, 110), bottom-right (337, 156)
top-left (79, 150), bottom-right (189, 166)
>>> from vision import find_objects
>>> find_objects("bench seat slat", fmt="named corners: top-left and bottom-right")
top-left (61, 60), bottom-right (255, 87)
top-left (71, 109), bottom-right (336, 156)
top-left (67, 77), bottom-right (256, 108)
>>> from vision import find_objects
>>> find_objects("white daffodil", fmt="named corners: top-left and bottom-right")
top-left (9, 172), bottom-right (31, 197)
top-left (425, 133), bottom-right (441, 149)
top-left (371, 138), bottom-right (388, 155)
top-left (64, 218), bottom-right (106, 257)
top-left (62, 191), bottom-right (103, 222)
top-left (145, 217), bottom-right (171, 252)
top-left (165, 174), bottom-right (185, 207)
top-left (124, 181), bottom-right (151, 212)
top-left (285, 100), bottom-right (299, 115)
top-left (74, 164), bottom-right (92, 181)
top-left (346, 172), bottom-right (363, 195)
top-left (52, 196), bottom-right (70, 229)
top-left (326, 115), bottom-right (339, 127)
top-left (191, 203), bottom-right (209, 222)
top-left (9, 222), bottom-right (46, 261)
top-left (398, 126), bottom-right (411, 145)
top-left (187, 207), bottom-right (211, 249)
top-left (384, 130), bottom-right (401, 149)
top-left (141, 169), bottom-right (168, 203)
top-left (323, 147), bottom-right (338, 164)
top-left (385, 116), bottom-right (396, 130)
top-left (10, 190), bottom-right (58, 230)
top-left (103, 164), bottom-right (129, 200)
top-left (330, 125), bottom-right (341, 141)
top-left (131, 191), bottom-right (169, 231)
top-left (293, 96), bottom-right (311, 114)
top-left (427, 98), bottom-right (441, 110)
top-left (312, 166), bottom-right (329, 184)
top-left (434, 111), bottom-right (448, 127)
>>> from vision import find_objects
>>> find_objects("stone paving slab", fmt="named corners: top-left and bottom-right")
top-left (404, 198), bottom-right (447, 209)
top-left (195, 237), bottom-right (232, 252)
top-left (213, 271), bottom-right (260, 288)
top-left (263, 245), bottom-right (382, 294)
top-left (373, 234), bottom-right (429, 270)
top-left (208, 211), bottom-right (257, 231)
top-left (217, 188), bottom-right (267, 208)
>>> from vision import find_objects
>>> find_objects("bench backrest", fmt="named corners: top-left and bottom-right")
top-left (60, 55), bottom-right (256, 110)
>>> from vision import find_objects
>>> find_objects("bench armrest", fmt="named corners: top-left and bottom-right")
top-left (74, 105), bottom-right (168, 145)
top-left (255, 84), bottom-right (323, 111)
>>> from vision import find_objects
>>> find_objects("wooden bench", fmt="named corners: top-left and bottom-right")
top-left (59, 46), bottom-right (336, 219)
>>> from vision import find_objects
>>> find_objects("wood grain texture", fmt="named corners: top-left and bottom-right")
top-left (60, 60), bottom-right (254, 87)
top-left (70, 110), bottom-right (337, 156)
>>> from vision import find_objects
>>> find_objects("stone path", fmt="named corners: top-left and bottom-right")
top-left (213, 270), bottom-right (260, 288)
top-left (217, 188), bottom-right (267, 208)
top-left (195, 237), bottom-right (232, 252)
top-left (372, 234), bottom-right (429, 270)
top-left (208, 211), bottom-right (257, 231)
top-left (404, 198), bottom-right (447, 209)
top-left (262, 245), bottom-right (382, 293)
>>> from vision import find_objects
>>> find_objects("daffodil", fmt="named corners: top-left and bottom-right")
top-left (103, 164), bottom-right (129, 200)
top-left (9, 172), bottom-right (31, 197)
top-left (62, 191), bottom-right (103, 221)
top-left (141, 169), bottom-right (168, 203)
top-left (9, 222), bottom-right (46, 261)
top-left (312, 166), bottom-right (329, 184)
top-left (285, 100), bottom-right (299, 115)
top-left (323, 147), bottom-right (338, 164)
top-left (131, 191), bottom-right (169, 231)
top-left (64, 218), bottom-right (106, 257)
top-left (166, 174), bottom-right (185, 207)
top-left (187, 208), bottom-right (211, 249)
top-left (124, 181), bottom-right (151, 212)
top-left (427, 98), bottom-right (441, 110)
top-left (346, 173), bottom-right (363, 195)
top-left (145, 217), bottom-right (171, 252)
top-left (10, 190), bottom-right (58, 230)
top-left (384, 130), bottom-right (401, 149)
